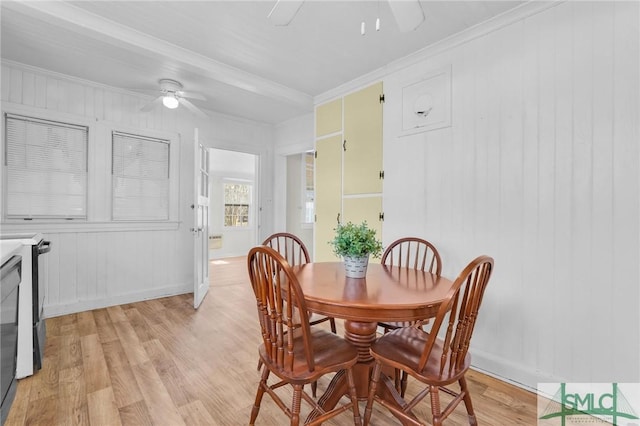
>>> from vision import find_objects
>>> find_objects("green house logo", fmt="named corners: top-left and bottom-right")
top-left (538, 383), bottom-right (639, 425)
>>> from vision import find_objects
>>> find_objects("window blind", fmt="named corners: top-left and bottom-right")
top-left (5, 114), bottom-right (88, 219)
top-left (112, 132), bottom-right (170, 220)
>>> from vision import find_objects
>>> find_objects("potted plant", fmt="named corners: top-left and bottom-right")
top-left (330, 221), bottom-right (383, 278)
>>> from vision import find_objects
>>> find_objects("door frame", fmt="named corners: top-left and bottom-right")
top-left (206, 145), bottom-right (264, 258)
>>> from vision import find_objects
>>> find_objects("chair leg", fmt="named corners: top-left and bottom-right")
top-left (430, 385), bottom-right (443, 426)
top-left (344, 367), bottom-right (361, 425)
top-left (256, 359), bottom-right (263, 371)
top-left (250, 367), bottom-right (270, 425)
top-left (400, 370), bottom-right (409, 397)
top-left (363, 361), bottom-right (383, 426)
top-left (291, 384), bottom-right (303, 426)
top-left (459, 376), bottom-right (478, 426)
top-left (329, 318), bottom-right (337, 334)
top-left (311, 380), bottom-right (317, 398)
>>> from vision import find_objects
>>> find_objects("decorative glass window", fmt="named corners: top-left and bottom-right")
top-left (112, 132), bottom-right (170, 220)
top-left (4, 113), bottom-right (88, 219)
top-left (303, 151), bottom-right (315, 224)
top-left (224, 182), bottom-right (251, 227)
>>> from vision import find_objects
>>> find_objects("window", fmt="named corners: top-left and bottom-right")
top-left (303, 151), bottom-right (315, 224)
top-left (224, 182), bottom-right (251, 227)
top-left (112, 132), bottom-right (170, 220)
top-left (4, 114), bottom-right (88, 219)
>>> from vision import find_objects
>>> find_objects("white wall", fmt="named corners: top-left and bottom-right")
top-left (310, 1), bottom-right (639, 390)
top-left (381, 1), bottom-right (639, 388)
top-left (1, 62), bottom-right (275, 316)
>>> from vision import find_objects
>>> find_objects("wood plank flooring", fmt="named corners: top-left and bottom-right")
top-left (5, 256), bottom-right (538, 425)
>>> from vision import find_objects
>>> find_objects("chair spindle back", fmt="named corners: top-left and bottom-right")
top-left (418, 255), bottom-right (493, 376)
top-left (262, 232), bottom-right (310, 267)
top-left (381, 237), bottom-right (442, 275)
top-left (247, 246), bottom-right (314, 373)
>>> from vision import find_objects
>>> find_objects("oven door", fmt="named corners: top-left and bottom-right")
top-left (1, 255), bottom-right (21, 424)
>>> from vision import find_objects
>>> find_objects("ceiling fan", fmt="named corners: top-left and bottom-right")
top-left (268, 0), bottom-right (425, 33)
top-left (140, 79), bottom-right (208, 119)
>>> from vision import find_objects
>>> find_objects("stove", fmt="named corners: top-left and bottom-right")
top-left (0, 233), bottom-right (50, 378)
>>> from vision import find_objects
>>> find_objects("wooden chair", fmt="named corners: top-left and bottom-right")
top-left (378, 237), bottom-right (442, 396)
top-left (247, 246), bottom-right (361, 426)
top-left (363, 255), bottom-right (494, 426)
top-left (261, 233), bottom-right (335, 334)
top-left (261, 232), bottom-right (337, 397)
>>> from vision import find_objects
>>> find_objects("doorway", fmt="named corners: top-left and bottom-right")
top-left (208, 148), bottom-right (259, 259)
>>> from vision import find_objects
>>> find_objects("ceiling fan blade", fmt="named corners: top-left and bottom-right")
top-left (388, 0), bottom-right (425, 32)
top-left (268, 0), bottom-right (304, 26)
top-left (178, 91), bottom-right (206, 101)
top-left (140, 96), bottom-right (163, 112)
top-left (179, 98), bottom-right (208, 119)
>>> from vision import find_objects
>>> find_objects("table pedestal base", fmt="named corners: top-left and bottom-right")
top-left (306, 320), bottom-right (418, 425)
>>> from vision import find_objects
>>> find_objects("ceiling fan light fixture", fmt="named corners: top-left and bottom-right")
top-left (162, 95), bottom-right (179, 109)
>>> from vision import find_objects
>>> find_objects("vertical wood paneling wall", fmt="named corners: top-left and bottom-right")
top-left (381, 2), bottom-right (638, 388)
top-left (1, 62), bottom-right (275, 317)
top-left (40, 229), bottom-right (188, 316)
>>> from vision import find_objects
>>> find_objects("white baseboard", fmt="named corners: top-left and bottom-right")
top-left (43, 283), bottom-right (192, 318)
top-left (471, 347), bottom-right (567, 393)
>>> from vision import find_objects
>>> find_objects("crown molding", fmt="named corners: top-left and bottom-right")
top-left (3, 1), bottom-right (313, 110)
top-left (315, 0), bottom-right (564, 105)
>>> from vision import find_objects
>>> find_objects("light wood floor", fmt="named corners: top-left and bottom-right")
top-left (6, 256), bottom-right (537, 425)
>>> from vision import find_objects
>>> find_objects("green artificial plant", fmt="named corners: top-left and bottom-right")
top-left (330, 221), bottom-right (383, 259)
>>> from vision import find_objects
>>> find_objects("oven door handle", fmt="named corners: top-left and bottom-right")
top-left (38, 241), bottom-right (51, 255)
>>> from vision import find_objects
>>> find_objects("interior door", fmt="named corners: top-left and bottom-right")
top-left (343, 81), bottom-right (383, 195)
top-left (193, 129), bottom-right (210, 309)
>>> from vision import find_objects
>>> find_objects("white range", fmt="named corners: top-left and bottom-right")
top-left (0, 233), bottom-right (50, 378)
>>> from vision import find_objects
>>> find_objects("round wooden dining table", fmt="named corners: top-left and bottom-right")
top-left (292, 261), bottom-right (454, 423)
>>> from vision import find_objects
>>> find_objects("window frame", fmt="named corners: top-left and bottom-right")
top-left (4, 112), bottom-right (89, 220)
top-left (1, 103), bottom-right (180, 232)
top-left (222, 179), bottom-right (253, 229)
top-left (111, 131), bottom-right (171, 221)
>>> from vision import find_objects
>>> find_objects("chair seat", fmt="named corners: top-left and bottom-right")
top-left (370, 326), bottom-right (470, 385)
top-left (259, 328), bottom-right (358, 383)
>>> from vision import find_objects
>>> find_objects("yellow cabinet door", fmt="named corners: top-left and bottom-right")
top-left (314, 135), bottom-right (343, 262)
top-left (343, 196), bottom-right (383, 264)
top-left (315, 98), bottom-right (342, 138)
top-left (343, 82), bottom-right (383, 195)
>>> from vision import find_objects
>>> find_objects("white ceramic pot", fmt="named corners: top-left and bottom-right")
top-left (343, 255), bottom-right (369, 278)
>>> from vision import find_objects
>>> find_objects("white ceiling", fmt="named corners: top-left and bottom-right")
top-left (1, 1), bottom-right (525, 124)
